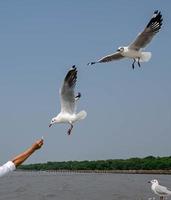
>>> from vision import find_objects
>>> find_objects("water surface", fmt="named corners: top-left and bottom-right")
top-left (0, 171), bottom-right (171, 200)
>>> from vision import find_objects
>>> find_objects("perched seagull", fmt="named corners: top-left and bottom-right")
top-left (49, 66), bottom-right (87, 135)
top-left (88, 10), bottom-right (163, 69)
top-left (149, 179), bottom-right (171, 200)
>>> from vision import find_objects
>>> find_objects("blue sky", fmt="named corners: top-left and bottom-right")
top-left (0, 0), bottom-right (171, 164)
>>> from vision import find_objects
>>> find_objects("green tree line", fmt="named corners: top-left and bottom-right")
top-left (18, 156), bottom-right (171, 171)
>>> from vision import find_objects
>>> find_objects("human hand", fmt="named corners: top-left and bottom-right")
top-left (32, 139), bottom-right (44, 151)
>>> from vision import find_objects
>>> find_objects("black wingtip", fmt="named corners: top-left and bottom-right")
top-left (146, 10), bottom-right (163, 29)
top-left (154, 10), bottom-right (159, 14)
top-left (152, 10), bottom-right (162, 19)
top-left (75, 92), bottom-right (81, 98)
top-left (87, 62), bottom-right (96, 66)
top-left (64, 65), bottom-right (77, 87)
top-left (70, 65), bottom-right (77, 72)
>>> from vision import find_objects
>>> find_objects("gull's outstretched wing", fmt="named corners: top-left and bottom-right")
top-left (155, 185), bottom-right (171, 196)
top-left (129, 10), bottom-right (163, 50)
top-left (60, 66), bottom-right (77, 114)
top-left (88, 52), bottom-right (124, 65)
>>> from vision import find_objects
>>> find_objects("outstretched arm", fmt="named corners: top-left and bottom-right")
top-left (12, 139), bottom-right (43, 167)
top-left (0, 139), bottom-right (44, 178)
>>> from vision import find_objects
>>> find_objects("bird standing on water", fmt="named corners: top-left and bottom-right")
top-left (49, 66), bottom-right (87, 135)
top-left (149, 179), bottom-right (171, 200)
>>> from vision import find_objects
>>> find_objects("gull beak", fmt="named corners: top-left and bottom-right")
top-left (49, 123), bottom-right (52, 128)
top-left (117, 49), bottom-right (120, 52)
top-left (148, 181), bottom-right (151, 183)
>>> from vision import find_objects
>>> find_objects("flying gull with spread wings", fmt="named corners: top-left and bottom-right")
top-left (88, 10), bottom-right (163, 69)
top-left (49, 66), bottom-right (87, 135)
top-left (149, 179), bottom-right (171, 200)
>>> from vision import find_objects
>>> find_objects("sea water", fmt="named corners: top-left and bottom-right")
top-left (0, 171), bottom-right (170, 200)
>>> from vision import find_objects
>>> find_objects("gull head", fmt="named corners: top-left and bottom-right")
top-left (117, 46), bottom-right (124, 53)
top-left (148, 179), bottom-right (159, 185)
top-left (49, 117), bottom-right (59, 127)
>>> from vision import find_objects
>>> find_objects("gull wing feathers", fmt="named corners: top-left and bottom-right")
top-left (88, 52), bottom-right (124, 65)
top-left (98, 52), bottom-right (124, 63)
top-left (155, 185), bottom-right (171, 195)
top-left (129, 10), bottom-right (163, 50)
top-left (60, 66), bottom-right (77, 114)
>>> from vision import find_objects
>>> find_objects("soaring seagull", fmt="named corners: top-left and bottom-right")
top-left (88, 10), bottom-right (163, 69)
top-left (49, 66), bottom-right (87, 135)
top-left (149, 179), bottom-right (171, 200)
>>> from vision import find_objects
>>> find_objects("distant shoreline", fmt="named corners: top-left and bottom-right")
top-left (17, 169), bottom-right (171, 175)
top-left (19, 157), bottom-right (171, 173)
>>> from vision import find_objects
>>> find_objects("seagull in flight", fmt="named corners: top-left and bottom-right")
top-left (88, 10), bottom-right (163, 69)
top-left (49, 66), bottom-right (87, 135)
top-left (149, 179), bottom-right (171, 200)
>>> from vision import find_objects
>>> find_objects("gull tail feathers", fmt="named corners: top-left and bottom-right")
top-left (76, 110), bottom-right (87, 121)
top-left (138, 52), bottom-right (152, 62)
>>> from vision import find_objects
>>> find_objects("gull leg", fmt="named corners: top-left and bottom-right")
top-left (75, 92), bottom-right (81, 101)
top-left (160, 196), bottom-right (164, 200)
top-left (132, 59), bottom-right (136, 69)
top-left (67, 123), bottom-right (73, 135)
top-left (138, 57), bottom-right (141, 67)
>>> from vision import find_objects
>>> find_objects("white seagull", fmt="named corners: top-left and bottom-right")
top-left (88, 10), bottom-right (163, 69)
top-left (49, 66), bottom-right (87, 135)
top-left (149, 179), bottom-right (171, 200)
